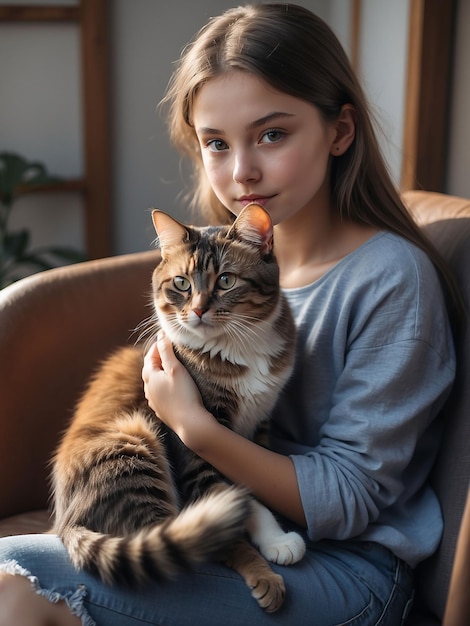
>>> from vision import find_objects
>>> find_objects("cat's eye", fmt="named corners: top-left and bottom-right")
top-left (217, 273), bottom-right (236, 290)
top-left (173, 276), bottom-right (191, 292)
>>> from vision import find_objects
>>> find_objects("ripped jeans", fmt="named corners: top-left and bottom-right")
top-left (0, 533), bottom-right (413, 626)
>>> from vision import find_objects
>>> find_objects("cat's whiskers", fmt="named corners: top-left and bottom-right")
top-left (225, 313), bottom-right (270, 340)
top-left (133, 312), bottom-right (159, 348)
top-left (224, 319), bottom-right (261, 348)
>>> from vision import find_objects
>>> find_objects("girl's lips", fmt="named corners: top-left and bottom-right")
top-left (238, 196), bottom-right (274, 207)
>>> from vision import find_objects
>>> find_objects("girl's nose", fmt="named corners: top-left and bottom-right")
top-left (232, 151), bottom-right (261, 184)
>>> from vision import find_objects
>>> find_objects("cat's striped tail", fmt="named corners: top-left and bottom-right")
top-left (59, 486), bottom-right (250, 586)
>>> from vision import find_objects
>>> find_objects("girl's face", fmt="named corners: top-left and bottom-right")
top-left (192, 71), bottom-right (338, 226)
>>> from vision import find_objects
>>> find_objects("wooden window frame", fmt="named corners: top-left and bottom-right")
top-left (400, 0), bottom-right (457, 191)
top-left (0, 0), bottom-right (112, 258)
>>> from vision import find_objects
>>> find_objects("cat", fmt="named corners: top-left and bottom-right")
top-left (51, 202), bottom-right (305, 613)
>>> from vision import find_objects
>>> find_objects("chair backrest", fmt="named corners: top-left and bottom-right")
top-left (0, 249), bottom-right (159, 519)
top-left (403, 191), bottom-right (470, 622)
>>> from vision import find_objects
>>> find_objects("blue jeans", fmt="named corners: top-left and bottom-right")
top-left (0, 534), bottom-right (413, 625)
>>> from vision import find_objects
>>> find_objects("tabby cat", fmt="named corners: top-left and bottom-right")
top-left (51, 203), bottom-right (305, 613)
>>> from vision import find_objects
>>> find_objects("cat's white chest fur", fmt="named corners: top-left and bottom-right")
top-left (230, 343), bottom-right (291, 437)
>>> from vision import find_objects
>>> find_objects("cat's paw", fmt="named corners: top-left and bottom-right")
top-left (259, 531), bottom-right (306, 565)
top-left (249, 570), bottom-right (286, 613)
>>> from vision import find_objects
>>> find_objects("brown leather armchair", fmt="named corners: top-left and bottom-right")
top-left (0, 191), bottom-right (469, 625)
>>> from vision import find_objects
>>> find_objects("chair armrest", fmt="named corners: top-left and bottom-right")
top-left (443, 489), bottom-right (470, 626)
top-left (0, 250), bottom-right (160, 519)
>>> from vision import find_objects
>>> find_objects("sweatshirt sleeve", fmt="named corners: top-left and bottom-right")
top-left (292, 337), bottom-right (453, 541)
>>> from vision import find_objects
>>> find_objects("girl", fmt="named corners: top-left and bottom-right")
top-left (0, 4), bottom-right (457, 625)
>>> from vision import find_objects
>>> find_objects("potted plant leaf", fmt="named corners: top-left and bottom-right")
top-left (0, 151), bottom-right (86, 289)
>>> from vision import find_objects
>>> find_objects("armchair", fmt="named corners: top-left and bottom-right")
top-left (0, 191), bottom-right (469, 625)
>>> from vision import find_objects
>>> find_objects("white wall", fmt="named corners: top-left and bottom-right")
top-left (0, 17), bottom-right (85, 253)
top-left (2, 0), bottom-right (467, 264)
top-left (358, 0), bottom-right (409, 186)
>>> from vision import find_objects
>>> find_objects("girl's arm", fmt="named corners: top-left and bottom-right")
top-left (142, 334), bottom-right (306, 527)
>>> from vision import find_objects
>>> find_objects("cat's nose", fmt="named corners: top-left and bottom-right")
top-left (192, 308), bottom-right (207, 319)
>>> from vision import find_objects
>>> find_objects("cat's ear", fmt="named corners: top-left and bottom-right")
top-left (230, 203), bottom-right (273, 255)
top-left (152, 210), bottom-right (189, 255)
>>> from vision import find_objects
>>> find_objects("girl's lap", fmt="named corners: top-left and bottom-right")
top-left (0, 533), bottom-right (413, 626)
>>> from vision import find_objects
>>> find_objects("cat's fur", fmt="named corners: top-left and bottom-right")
top-left (51, 203), bottom-right (305, 612)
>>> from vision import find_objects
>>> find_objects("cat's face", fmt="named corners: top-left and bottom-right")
top-left (151, 204), bottom-right (280, 349)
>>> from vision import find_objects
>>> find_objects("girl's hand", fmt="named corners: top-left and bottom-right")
top-left (142, 333), bottom-right (211, 444)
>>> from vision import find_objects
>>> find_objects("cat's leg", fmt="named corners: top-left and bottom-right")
top-left (54, 410), bottom-right (180, 536)
top-left (224, 498), bottom-right (305, 612)
top-left (225, 538), bottom-right (285, 613)
top-left (246, 500), bottom-right (306, 565)
top-left (182, 477), bottom-right (287, 613)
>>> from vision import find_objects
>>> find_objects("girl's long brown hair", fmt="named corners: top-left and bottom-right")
top-left (160, 3), bottom-right (463, 325)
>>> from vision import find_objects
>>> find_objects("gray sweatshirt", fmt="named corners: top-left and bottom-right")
top-left (271, 232), bottom-right (455, 568)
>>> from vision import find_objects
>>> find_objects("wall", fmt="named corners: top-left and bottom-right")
top-left (358, 0), bottom-right (409, 186)
top-left (1, 0), bottom-right (468, 262)
top-left (0, 7), bottom-right (84, 255)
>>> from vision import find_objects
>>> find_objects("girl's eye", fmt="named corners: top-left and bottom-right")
top-left (206, 139), bottom-right (229, 152)
top-left (261, 129), bottom-right (285, 144)
top-left (173, 276), bottom-right (191, 292)
top-left (216, 273), bottom-right (236, 290)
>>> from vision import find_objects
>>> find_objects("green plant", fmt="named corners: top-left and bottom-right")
top-left (0, 151), bottom-right (86, 288)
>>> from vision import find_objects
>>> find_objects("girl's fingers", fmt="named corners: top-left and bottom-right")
top-left (156, 332), bottom-right (178, 371)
